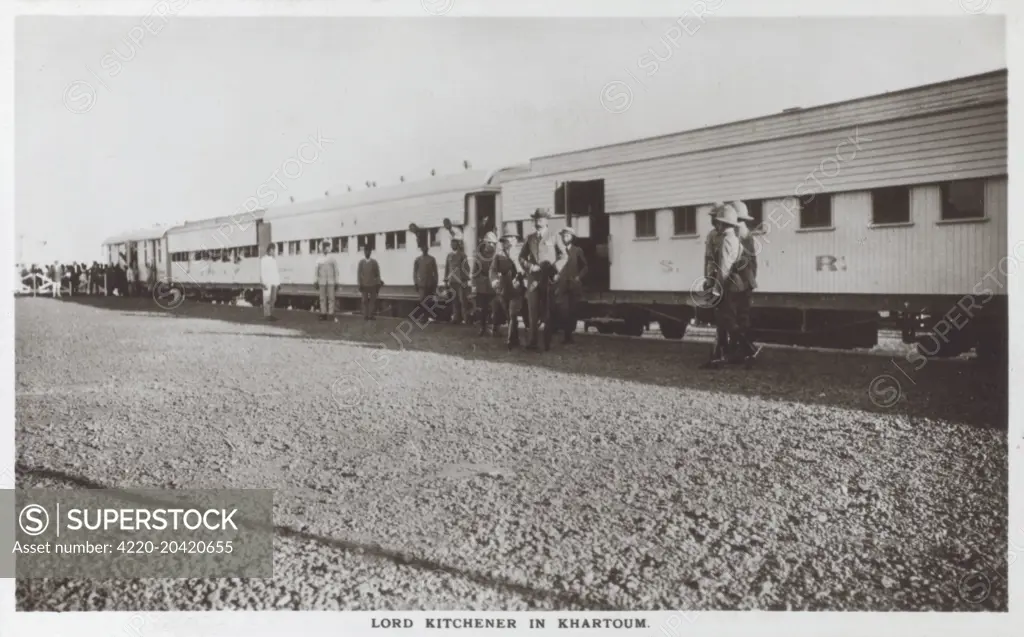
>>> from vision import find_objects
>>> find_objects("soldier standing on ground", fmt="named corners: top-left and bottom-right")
top-left (314, 239), bottom-right (339, 321)
top-left (730, 200), bottom-right (763, 363)
top-left (413, 240), bottom-right (439, 320)
top-left (444, 230), bottom-right (470, 325)
top-left (703, 204), bottom-right (728, 365)
top-left (707, 204), bottom-right (758, 367)
top-left (473, 232), bottom-right (499, 336)
top-left (358, 243), bottom-right (382, 320)
top-left (554, 227), bottom-right (588, 345)
top-left (519, 208), bottom-right (564, 352)
top-left (490, 232), bottom-right (525, 350)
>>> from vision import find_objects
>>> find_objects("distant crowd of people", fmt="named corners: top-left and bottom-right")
top-left (16, 260), bottom-right (155, 297)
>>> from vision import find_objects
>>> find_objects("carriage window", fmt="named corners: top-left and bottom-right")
top-left (799, 194), bottom-right (833, 229)
top-left (634, 210), bottom-right (657, 238)
top-left (672, 206), bottom-right (697, 236)
top-left (288, 241), bottom-right (301, 255)
top-left (357, 234), bottom-right (376, 252)
top-left (745, 200), bottom-right (764, 231)
top-left (429, 228), bottom-right (441, 247)
top-left (385, 231), bottom-right (401, 251)
top-left (276, 242), bottom-right (284, 255)
top-left (309, 239), bottom-right (321, 253)
top-left (872, 186), bottom-right (911, 225)
top-left (940, 179), bottom-right (985, 220)
top-left (331, 236), bottom-right (349, 253)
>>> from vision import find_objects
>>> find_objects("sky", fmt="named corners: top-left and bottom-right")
top-left (14, 15), bottom-right (1005, 264)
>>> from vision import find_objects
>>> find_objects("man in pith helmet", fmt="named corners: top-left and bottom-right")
top-left (473, 231), bottom-right (499, 336)
top-left (730, 200), bottom-right (762, 363)
top-left (703, 202), bottom-right (729, 364)
top-left (444, 228), bottom-right (470, 325)
top-left (704, 203), bottom-right (757, 367)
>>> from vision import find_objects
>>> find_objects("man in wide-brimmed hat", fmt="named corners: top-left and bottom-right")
top-left (443, 228), bottom-right (470, 325)
top-left (490, 232), bottom-right (525, 349)
top-left (554, 226), bottom-right (588, 344)
top-left (519, 208), bottom-right (564, 351)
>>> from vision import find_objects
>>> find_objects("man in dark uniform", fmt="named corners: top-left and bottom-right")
top-left (490, 232), bottom-right (525, 350)
top-left (554, 227), bottom-right (588, 344)
top-left (357, 244), bottom-right (382, 320)
top-left (519, 208), bottom-right (565, 351)
top-left (473, 232), bottom-right (499, 336)
top-left (413, 240), bottom-right (439, 319)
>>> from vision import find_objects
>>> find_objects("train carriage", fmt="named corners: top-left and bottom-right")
top-left (261, 167), bottom-right (528, 315)
top-left (499, 69), bottom-right (1008, 356)
top-left (164, 211), bottom-right (265, 302)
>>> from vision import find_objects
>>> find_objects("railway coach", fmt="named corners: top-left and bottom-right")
top-left (499, 68), bottom-right (1008, 360)
top-left (165, 211), bottom-right (266, 303)
top-left (255, 167), bottom-right (530, 315)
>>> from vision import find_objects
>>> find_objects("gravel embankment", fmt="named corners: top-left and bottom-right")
top-left (14, 296), bottom-right (1008, 611)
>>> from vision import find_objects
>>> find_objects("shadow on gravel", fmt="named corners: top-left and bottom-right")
top-left (16, 463), bottom-right (614, 612)
top-left (49, 296), bottom-right (1008, 431)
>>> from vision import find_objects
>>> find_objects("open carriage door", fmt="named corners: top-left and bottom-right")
top-left (461, 191), bottom-right (498, 266)
top-left (557, 179), bottom-right (608, 292)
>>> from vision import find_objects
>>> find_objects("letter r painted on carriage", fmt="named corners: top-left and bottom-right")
top-left (816, 255), bottom-right (847, 271)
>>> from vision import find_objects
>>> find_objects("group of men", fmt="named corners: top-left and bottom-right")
top-left (255, 208), bottom-right (587, 351)
top-left (411, 208), bottom-right (588, 352)
top-left (259, 241), bottom-right (385, 322)
top-left (702, 200), bottom-right (762, 367)
top-left (255, 199), bottom-right (759, 363)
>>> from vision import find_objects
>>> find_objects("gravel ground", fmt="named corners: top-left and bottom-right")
top-left (14, 296), bottom-right (1008, 611)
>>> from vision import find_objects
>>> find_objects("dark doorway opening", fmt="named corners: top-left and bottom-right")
top-left (475, 193), bottom-right (497, 240)
top-left (556, 179), bottom-right (608, 292)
